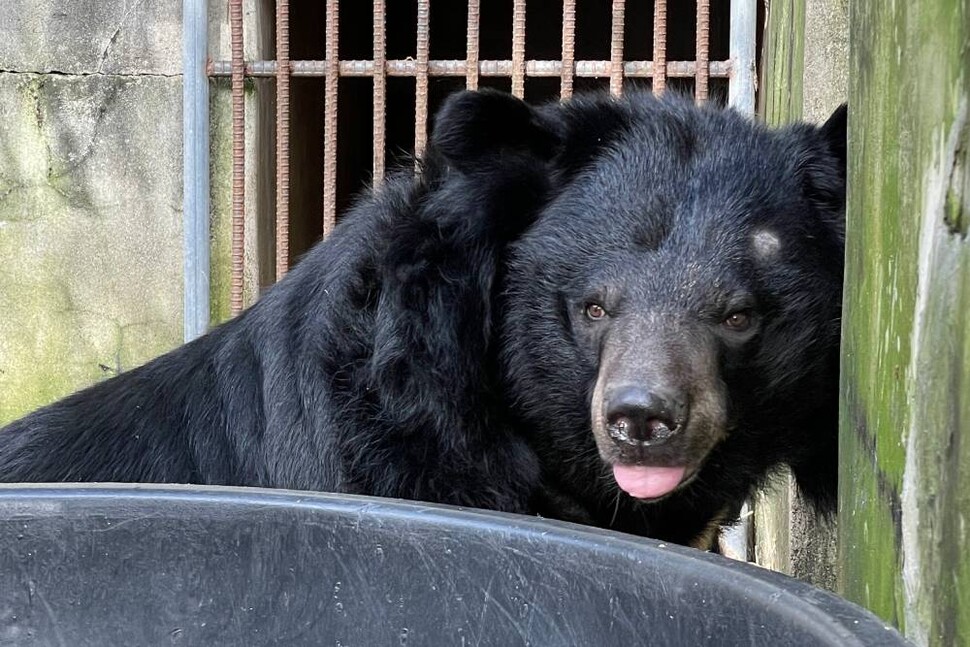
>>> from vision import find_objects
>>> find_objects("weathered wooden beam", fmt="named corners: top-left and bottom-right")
top-left (841, 1), bottom-right (969, 644)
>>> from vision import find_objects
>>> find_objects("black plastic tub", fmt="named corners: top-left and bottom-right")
top-left (0, 484), bottom-right (906, 646)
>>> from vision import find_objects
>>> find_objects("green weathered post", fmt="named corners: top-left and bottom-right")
top-left (841, 1), bottom-right (969, 645)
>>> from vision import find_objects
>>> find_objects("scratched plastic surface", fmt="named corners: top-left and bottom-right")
top-left (0, 485), bottom-right (909, 647)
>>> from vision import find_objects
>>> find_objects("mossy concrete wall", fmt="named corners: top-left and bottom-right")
top-left (0, 1), bottom-right (278, 425)
top-left (753, 0), bottom-right (847, 590)
top-left (0, 1), bottom-right (184, 424)
top-left (841, 0), bottom-right (969, 643)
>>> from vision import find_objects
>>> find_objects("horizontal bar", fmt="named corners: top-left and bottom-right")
top-left (209, 59), bottom-right (732, 79)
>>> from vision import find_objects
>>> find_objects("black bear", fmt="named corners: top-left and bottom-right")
top-left (0, 90), bottom-right (847, 549)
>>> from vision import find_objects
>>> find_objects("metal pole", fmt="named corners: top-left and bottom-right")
top-left (182, 0), bottom-right (210, 341)
top-left (728, 0), bottom-right (757, 115)
top-left (720, 0), bottom-right (759, 562)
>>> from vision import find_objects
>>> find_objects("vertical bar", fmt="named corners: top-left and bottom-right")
top-left (414, 0), bottom-right (430, 158)
top-left (561, 0), bottom-right (576, 99)
top-left (720, 0), bottom-right (758, 563)
top-left (721, 0), bottom-right (758, 559)
top-left (229, 0), bottom-right (245, 316)
top-left (511, 0), bottom-right (526, 98)
top-left (182, 0), bottom-right (210, 340)
top-left (373, 0), bottom-right (387, 183)
top-left (695, 0), bottom-right (710, 104)
top-left (609, 0), bottom-right (626, 96)
top-left (323, 0), bottom-right (339, 235)
top-left (652, 0), bottom-right (667, 95)
top-left (275, 0), bottom-right (291, 280)
top-left (729, 0), bottom-right (757, 115)
top-left (466, 0), bottom-right (480, 90)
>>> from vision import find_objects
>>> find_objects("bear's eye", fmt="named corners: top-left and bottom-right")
top-left (722, 310), bottom-right (753, 332)
top-left (585, 303), bottom-right (607, 320)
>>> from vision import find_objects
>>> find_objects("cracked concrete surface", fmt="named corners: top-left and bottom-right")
top-left (0, 0), bottom-right (181, 76)
top-left (0, 1), bottom-right (184, 423)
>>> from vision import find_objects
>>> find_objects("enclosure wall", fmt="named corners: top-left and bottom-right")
top-left (840, 0), bottom-right (969, 644)
top-left (0, 1), bottom-right (185, 423)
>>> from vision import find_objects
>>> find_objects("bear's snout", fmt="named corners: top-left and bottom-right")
top-left (604, 385), bottom-right (687, 447)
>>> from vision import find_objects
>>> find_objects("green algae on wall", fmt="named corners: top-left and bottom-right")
top-left (0, 73), bottom-right (183, 425)
top-left (208, 78), bottom-right (234, 327)
top-left (841, 1), bottom-right (970, 644)
top-left (758, 0), bottom-right (805, 125)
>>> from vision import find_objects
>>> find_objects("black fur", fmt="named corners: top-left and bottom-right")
top-left (0, 90), bottom-right (847, 547)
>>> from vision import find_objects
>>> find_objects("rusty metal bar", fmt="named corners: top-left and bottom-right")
top-left (210, 59), bottom-right (731, 79)
top-left (653, 0), bottom-right (667, 95)
top-left (414, 0), bottom-right (430, 158)
top-left (229, 0), bottom-right (245, 315)
top-left (609, 0), bottom-right (625, 96)
top-left (466, 0), bottom-right (480, 90)
top-left (183, 0), bottom-right (210, 340)
top-left (373, 0), bottom-right (386, 183)
top-left (323, 0), bottom-right (338, 236)
top-left (695, 0), bottom-right (710, 104)
top-left (275, 0), bottom-right (291, 280)
top-left (511, 0), bottom-right (526, 98)
top-left (561, 0), bottom-right (576, 98)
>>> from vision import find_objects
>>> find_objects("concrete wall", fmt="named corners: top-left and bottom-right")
top-left (0, 1), bottom-right (185, 423)
top-left (0, 1), bottom-right (279, 424)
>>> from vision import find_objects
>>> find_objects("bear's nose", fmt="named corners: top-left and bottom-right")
top-left (604, 385), bottom-right (687, 447)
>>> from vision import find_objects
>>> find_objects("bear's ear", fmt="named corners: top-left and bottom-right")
top-left (430, 89), bottom-right (561, 172)
top-left (799, 103), bottom-right (848, 228)
top-left (819, 103), bottom-right (847, 177)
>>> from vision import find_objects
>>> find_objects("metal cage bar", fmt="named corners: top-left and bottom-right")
top-left (653, 0), bottom-right (667, 95)
top-left (210, 59), bottom-right (732, 79)
top-left (323, 0), bottom-right (339, 236)
top-left (561, 0), bottom-right (576, 99)
top-left (275, 0), bottom-right (291, 279)
top-left (373, 0), bottom-right (387, 183)
top-left (695, 0), bottom-right (710, 104)
top-left (182, 0), bottom-right (210, 341)
top-left (609, 0), bottom-right (626, 96)
top-left (229, 0), bottom-right (245, 316)
top-left (466, 0), bottom-right (480, 91)
top-left (414, 0), bottom-right (430, 158)
top-left (511, 0), bottom-right (527, 98)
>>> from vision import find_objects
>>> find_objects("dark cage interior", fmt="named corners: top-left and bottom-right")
top-left (248, 0), bottom-right (738, 267)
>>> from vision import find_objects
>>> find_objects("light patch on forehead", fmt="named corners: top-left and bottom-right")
top-left (751, 229), bottom-right (782, 260)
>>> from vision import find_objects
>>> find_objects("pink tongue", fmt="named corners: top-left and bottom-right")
top-left (612, 464), bottom-right (688, 499)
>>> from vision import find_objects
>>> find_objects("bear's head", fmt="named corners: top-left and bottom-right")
top-left (489, 92), bottom-right (847, 510)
